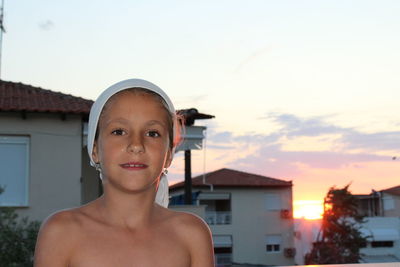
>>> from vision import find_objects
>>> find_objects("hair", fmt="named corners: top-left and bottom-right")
top-left (94, 87), bottom-right (182, 150)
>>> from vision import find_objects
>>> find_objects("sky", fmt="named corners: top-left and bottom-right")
top-left (3, 0), bottom-right (400, 216)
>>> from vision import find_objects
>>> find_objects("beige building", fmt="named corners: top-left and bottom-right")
top-left (0, 80), bottom-right (100, 221)
top-left (380, 185), bottom-right (400, 217)
top-left (356, 185), bottom-right (400, 218)
top-left (169, 168), bottom-right (295, 266)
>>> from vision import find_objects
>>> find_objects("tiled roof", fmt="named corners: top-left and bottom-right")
top-left (0, 80), bottom-right (93, 115)
top-left (381, 185), bottom-right (400, 196)
top-left (169, 168), bottom-right (292, 190)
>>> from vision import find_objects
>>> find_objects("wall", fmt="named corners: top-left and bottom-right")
top-left (0, 112), bottom-right (82, 221)
top-left (170, 186), bottom-right (295, 266)
top-left (168, 204), bottom-right (206, 219)
top-left (81, 147), bottom-right (101, 204)
top-left (360, 217), bottom-right (400, 261)
top-left (227, 187), bottom-right (294, 266)
top-left (382, 192), bottom-right (400, 217)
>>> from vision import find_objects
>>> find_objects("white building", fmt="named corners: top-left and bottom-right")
top-left (355, 185), bottom-right (400, 262)
top-left (294, 185), bottom-right (400, 265)
top-left (169, 168), bottom-right (295, 266)
top-left (0, 80), bottom-right (96, 221)
top-left (359, 217), bottom-right (400, 263)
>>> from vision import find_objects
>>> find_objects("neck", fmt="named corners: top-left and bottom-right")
top-left (97, 183), bottom-right (159, 229)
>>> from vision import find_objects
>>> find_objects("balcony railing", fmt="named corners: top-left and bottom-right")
top-left (215, 253), bottom-right (232, 266)
top-left (205, 211), bottom-right (231, 225)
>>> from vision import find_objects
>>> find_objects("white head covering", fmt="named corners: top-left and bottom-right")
top-left (87, 78), bottom-right (175, 208)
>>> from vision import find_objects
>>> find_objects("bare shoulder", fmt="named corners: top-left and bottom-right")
top-left (34, 208), bottom-right (83, 266)
top-left (164, 209), bottom-right (215, 267)
top-left (168, 210), bottom-right (210, 235)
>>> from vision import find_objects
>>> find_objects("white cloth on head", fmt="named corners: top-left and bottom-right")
top-left (87, 78), bottom-right (176, 208)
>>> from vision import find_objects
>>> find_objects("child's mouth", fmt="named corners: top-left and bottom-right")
top-left (119, 162), bottom-right (148, 170)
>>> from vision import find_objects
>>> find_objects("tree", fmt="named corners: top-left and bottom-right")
top-left (305, 184), bottom-right (367, 264)
top-left (0, 186), bottom-right (41, 267)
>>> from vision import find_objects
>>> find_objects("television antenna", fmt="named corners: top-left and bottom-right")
top-left (0, 0), bottom-right (5, 79)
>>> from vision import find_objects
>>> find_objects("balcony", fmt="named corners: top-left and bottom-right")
top-left (205, 211), bottom-right (232, 225)
top-left (215, 253), bottom-right (232, 266)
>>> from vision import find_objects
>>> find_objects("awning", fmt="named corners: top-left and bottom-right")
top-left (213, 235), bottom-right (232, 248)
top-left (360, 228), bottom-right (400, 241)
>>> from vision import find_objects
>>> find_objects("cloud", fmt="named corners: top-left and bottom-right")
top-left (342, 131), bottom-right (400, 152)
top-left (234, 44), bottom-right (275, 73)
top-left (38, 20), bottom-right (54, 31)
top-left (171, 112), bottom-right (400, 201)
top-left (208, 131), bottom-right (233, 143)
top-left (204, 112), bottom-right (400, 178)
top-left (264, 112), bottom-right (344, 137)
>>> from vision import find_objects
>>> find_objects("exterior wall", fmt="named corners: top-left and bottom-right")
top-left (169, 204), bottom-right (206, 219)
top-left (81, 147), bottom-right (101, 204)
top-left (382, 192), bottom-right (400, 217)
top-left (170, 186), bottom-right (295, 266)
top-left (360, 217), bottom-right (400, 261)
top-left (0, 112), bottom-right (83, 221)
top-left (228, 187), bottom-right (294, 266)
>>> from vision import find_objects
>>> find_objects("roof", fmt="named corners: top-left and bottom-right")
top-left (0, 80), bottom-right (93, 115)
top-left (381, 185), bottom-right (400, 196)
top-left (177, 108), bottom-right (215, 126)
top-left (169, 168), bottom-right (292, 190)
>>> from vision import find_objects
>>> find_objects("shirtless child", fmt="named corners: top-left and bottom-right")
top-left (34, 79), bottom-right (215, 267)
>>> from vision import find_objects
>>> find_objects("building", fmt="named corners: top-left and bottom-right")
top-left (0, 79), bottom-right (214, 223)
top-left (169, 168), bottom-right (295, 266)
top-left (355, 185), bottom-right (400, 263)
top-left (359, 217), bottom-right (400, 263)
top-left (356, 185), bottom-right (400, 218)
top-left (294, 185), bottom-right (400, 265)
top-left (0, 80), bottom-right (100, 221)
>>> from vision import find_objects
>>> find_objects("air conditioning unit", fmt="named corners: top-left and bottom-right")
top-left (280, 209), bottom-right (292, 219)
top-left (284, 247), bottom-right (296, 258)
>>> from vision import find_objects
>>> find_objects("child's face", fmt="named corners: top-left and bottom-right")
top-left (92, 91), bottom-right (172, 193)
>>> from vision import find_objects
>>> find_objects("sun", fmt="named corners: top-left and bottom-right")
top-left (293, 200), bottom-right (323, 220)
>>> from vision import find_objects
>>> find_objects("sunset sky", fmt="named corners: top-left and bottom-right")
top-left (4, 1), bottom-right (400, 217)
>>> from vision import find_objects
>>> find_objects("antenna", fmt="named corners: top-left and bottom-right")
top-left (0, 0), bottom-right (5, 79)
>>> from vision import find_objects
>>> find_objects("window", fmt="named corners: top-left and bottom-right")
top-left (265, 235), bottom-right (282, 253)
top-left (383, 196), bottom-right (394, 211)
top-left (371, 241), bottom-right (394, 248)
top-left (213, 235), bottom-right (232, 266)
top-left (0, 136), bottom-right (30, 206)
top-left (265, 193), bottom-right (281, 210)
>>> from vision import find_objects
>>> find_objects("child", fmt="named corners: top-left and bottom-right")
top-left (34, 79), bottom-right (215, 267)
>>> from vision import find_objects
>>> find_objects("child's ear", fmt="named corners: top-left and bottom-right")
top-left (164, 148), bottom-right (173, 168)
top-left (92, 141), bottom-right (99, 163)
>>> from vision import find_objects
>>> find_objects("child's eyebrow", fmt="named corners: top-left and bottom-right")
top-left (104, 118), bottom-right (166, 128)
top-left (147, 120), bottom-right (167, 128)
top-left (104, 118), bottom-right (129, 126)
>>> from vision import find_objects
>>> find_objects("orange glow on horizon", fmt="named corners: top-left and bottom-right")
top-left (294, 200), bottom-right (323, 220)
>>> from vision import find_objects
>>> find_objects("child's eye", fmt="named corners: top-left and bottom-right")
top-left (111, 129), bottom-right (125, 135)
top-left (146, 130), bottom-right (160, 138)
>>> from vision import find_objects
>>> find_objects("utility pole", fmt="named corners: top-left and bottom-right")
top-left (0, 0), bottom-right (5, 79)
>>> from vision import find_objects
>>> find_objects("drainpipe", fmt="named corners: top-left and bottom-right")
top-left (202, 129), bottom-right (213, 191)
top-left (184, 150), bottom-right (192, 204)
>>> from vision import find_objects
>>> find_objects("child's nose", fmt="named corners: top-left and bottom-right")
top-left (127, 134), bottom-right (145, 154)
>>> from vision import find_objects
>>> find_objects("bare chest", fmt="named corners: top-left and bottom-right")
top-left (69, 226), bottom-right (190, 267)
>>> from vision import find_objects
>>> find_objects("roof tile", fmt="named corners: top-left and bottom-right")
top-left (170, 168), bottom-right (292, 190)
top-left (0, 80), bottom-right (93, 114)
